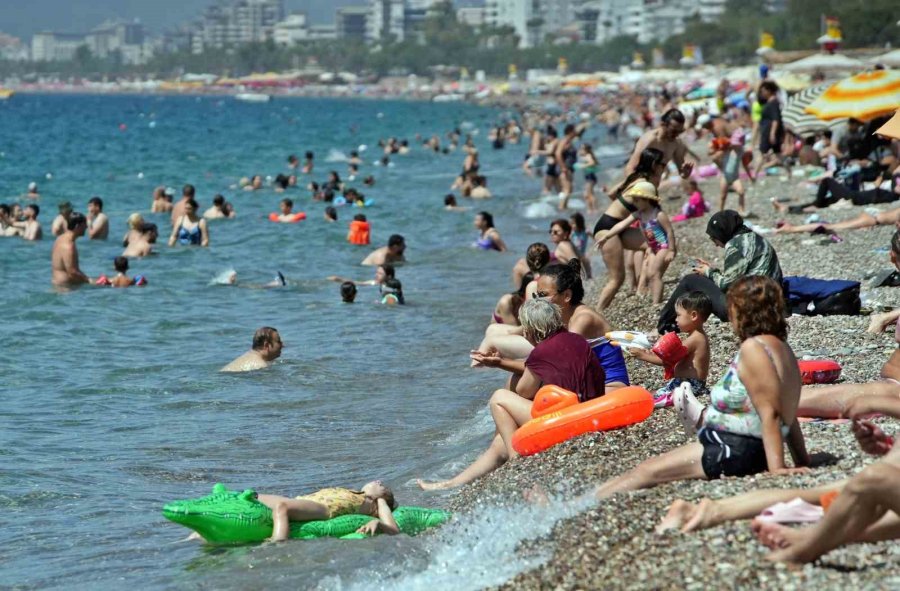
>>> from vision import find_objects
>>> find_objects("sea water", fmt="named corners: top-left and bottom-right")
top-left (0, 94), bottom-right (624, 589)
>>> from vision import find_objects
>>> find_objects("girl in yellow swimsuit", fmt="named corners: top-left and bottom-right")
top-left (257, 480), bottom-right (399, 541)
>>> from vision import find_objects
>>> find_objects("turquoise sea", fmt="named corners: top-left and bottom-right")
top-left (0, 94), bottom-right (624, 589)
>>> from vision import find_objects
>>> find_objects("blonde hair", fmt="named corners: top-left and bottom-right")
top-left (127, 212), bottom-right (144, 230)
top-left (518, 298), bottom-right (563, 343)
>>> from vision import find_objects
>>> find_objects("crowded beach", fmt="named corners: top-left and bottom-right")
top-left (3, 64), bottom-right (900, 587)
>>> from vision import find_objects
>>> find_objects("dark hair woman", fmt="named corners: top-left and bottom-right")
top-left (593, 275), bottom-right (810, 500)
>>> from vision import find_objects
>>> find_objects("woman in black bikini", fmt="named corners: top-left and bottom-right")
top-left (593, 148), bottom-right (665, 309)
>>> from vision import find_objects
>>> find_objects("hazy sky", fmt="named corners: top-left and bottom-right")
top-left (1, 0), bottom-right (362, 39)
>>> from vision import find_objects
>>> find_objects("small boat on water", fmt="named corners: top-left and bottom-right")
top-left (0, 89), bottom-right (14, 100)
top-left (432, 93), bottom-right (463, 103)
top-left (235, 93), bottom-right (271, 103)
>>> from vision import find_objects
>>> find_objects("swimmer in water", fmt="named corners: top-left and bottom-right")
top-left (86, 197), bottom-right (109, 240)
top-left (444, 194), bottom-right (468, 212)
top-left (151, 186), bottom-right (174, 213)
top-left (204, 194), bottom-right (235, 219)
top-left (51, 212), bottom-right (90, 288)
top-left (361, 234), bottom-right (406, 266)
top-left (122, 212), bottom-right (145, 248)
top-left (51, 201), bottom-right (72, 237)
top-left (303, 151), bottom-right (314, 175)
top-left (220, 327), bottom-right (283, 373)
top-left (473, 211), bottom-right (506, 252)
top-left (123, 222), bottom-right (158, 257)
top-left (105, 256), bottom-right (145, 287)
top-left (324, 206), bottom-right (338, 222)
top-left (215, 270), bottom-right (286, 288)
top-left (13, 204), bottom-right (42, 241)
top-left (26, 181), bottom-right (40, 200)
top-left (341, 281), bottom-right (357, 303)
top-left (328, 263), bottom-right (395, 287)
top-left (273, 198), bottom-right (299, 222)
top-left (168, 198), bottom-right (209, 246)
top-left (380, 278), bottom-right (404, 305)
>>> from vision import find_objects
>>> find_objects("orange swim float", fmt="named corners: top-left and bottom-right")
top-left (348, 220), bottom-right (371, 245)
top-left (268, 212), bottom-right (307, 223)
top-left (512, 385), bottom-right (654, 456)
top-left (797, 359), bottom-right (842, 385)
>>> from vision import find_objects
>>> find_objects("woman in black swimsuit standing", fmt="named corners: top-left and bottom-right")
top-left (593, 148), bottom-right (665, 309)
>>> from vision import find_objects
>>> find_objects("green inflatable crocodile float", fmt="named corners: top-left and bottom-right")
top-left (163, 483), bottom-right (451, 544)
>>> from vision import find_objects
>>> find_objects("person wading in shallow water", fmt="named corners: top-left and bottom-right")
top-left (221, 327), bottom-right (283, 373)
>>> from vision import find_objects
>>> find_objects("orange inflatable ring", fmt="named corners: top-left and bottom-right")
top-left (512, 386), bottom-right (654, 457)
top-left (798, 359), bottom-right (842, 385)
top-left (268, 212), bottom-right (307, 223)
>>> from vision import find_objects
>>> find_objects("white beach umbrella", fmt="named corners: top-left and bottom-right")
top-left (782, 53), bottom-right (865, 73)
top-left (782, 82), bottom-right (847, 137)
top-left (867, 49), bottom-right (900, 68)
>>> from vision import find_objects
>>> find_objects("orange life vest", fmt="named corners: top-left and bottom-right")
top-left (348, 220), bottom-right (370, 245)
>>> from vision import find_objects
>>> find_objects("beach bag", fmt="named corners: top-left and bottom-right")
top-left (784, 276), bottom-right (861, 316)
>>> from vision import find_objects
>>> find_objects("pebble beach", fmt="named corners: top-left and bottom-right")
top-left (451, 171), bottom-right (900, 590)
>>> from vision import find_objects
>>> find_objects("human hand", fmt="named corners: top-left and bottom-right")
top-left (866, 312), bottom-right (893, 334)
top-left (692, 264), bottom-right (710, 276)
top-left (851, 419), bottom-right (894, 456)
top-left (664, 250), bottom-right (676, 264)
top-left (469, 348), bottom-right (502, 367)
top-left (679, 162), bottom-right (694, 179)
top-left (595, 236), bottom-right (608, 250)
top-left (356, 520), bottom-right (380, 536)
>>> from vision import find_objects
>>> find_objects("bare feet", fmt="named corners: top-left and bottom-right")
top-left (770, 198), bottom-right (787, 213)
top-left (751, 518), bottom-right (803, 549)
top-left (681, 498), bottom-right (720, 532)
top-left (656, 499), bottom-right (696, 533)
top-left (417, 478), bottom-right (457, 491)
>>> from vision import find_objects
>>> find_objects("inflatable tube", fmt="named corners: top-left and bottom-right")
top-left (605, 330), bottom-right (651, 350)
top-left (269, 212), bottom-right (306, 223)
top-left (512, 386), bottom-right (654, 456)
top-left (530, 384), bottom-right (581, 418)
top-left (163, 484), bottom-right (450, 544)
top-left (798, 359), bottom-right (842, 385)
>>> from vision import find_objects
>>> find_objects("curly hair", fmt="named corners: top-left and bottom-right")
top-left (726, 276), bottom-right (787, 342)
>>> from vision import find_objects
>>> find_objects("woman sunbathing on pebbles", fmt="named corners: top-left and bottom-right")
top-left (418, 298), bottom-right (606, 491)
top-left (588, 276), bottom-right (810, 499)
top-left (774, 208), bottom-right (900, 235)
top-left (656, 394), bottom-right (900, 565)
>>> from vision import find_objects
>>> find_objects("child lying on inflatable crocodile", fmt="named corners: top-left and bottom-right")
top-left (164, 483), bottom-right (450, 544)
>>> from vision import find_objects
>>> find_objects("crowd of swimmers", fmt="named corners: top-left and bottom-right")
top-left (10, 86), bottom-right (900, 562)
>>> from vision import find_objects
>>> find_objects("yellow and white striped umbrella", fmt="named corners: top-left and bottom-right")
top-left (804, 70), bottom-right (900, 121)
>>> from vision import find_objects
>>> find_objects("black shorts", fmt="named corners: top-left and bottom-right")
top-left (760, 139), bottom-right (781, 155)
top-left (546, 164), bottom-right (560, 178)
top-left (585, 172), bottom-right (598, 183)
top-left (592, 214), bottom-right (623, 235)
top-left (698, 428), bottom-right (768, 479)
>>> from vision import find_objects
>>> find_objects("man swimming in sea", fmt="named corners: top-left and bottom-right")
top-left (361, 234), bottom-right (406, 266)
top-left (221, 327), bottom-right (283, 372)
top-left (86, 197), bottom-right (109, 240)
top-left (51, 212), bottom-right (90, 288)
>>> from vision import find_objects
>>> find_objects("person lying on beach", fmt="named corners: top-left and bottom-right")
top-left (657, 395), bottom-right (900, 566)
top-left (629, 291), bottom-right (711, 408)
top-left (797, 230), bottom-right (900, 418)
top-left (419, 298), bottom-right (605, 491)
top-left (238, 481), bottom-right (399, 542)
top-left (591, 276), bottom-right (810, 500)
top-left (220, 327), bottom-right (283, 373)
top-left (772, 162), bottom-right (900, 215)
top-left (475, 260), bottom-right (626, 388)
top-left (775, 208), bottom-right (900, 236)
top-left (361, 234), bottom-right (406, 266)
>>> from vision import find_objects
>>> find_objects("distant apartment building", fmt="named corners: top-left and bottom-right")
top-left (336, 6), bottom-right (369, 41)
top-left (191, 0), bottom-right (285, 53)
top-left (273, 13), bottom-right (309, 45)
top-left (484, 0), bottom-right (583, 48)
top-left (31, 21), bottom-right (149, 63)
top-left (0, 33), bottom-right (29, 61)
top-left (307, 24), bottom-right (338, 41)
top-left (457, 6), bottom-right (486, 27)
top-left (366, 0), bottom-right (443, 44)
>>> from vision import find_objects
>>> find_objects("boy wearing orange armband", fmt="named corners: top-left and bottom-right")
top-left (629, 291), bottom-right (711, 408)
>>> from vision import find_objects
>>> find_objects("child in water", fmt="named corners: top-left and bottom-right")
top-left (628, 291), bottom-right (711, 408)
top-left (381, 278), bottom-right (404, 305)
top-left (242, 481), bottom-right (398, 541)
top-left (597, 181), bottom-right (676, 304)
top-left (97, 256), bottom-right (146, 288)
top-left (341, 281), bottom-right (357, 303)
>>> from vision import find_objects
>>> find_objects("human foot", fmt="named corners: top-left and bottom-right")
top-left (751, 518), bottom-right (804, 549)
top-left (656, 499), bottom-right (696, 533)
top-left (674, 382), bottom-right (705, 436)
top-left (417, 478), bottom-right (457, 491)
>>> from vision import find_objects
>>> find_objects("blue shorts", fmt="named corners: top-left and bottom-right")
top-left (591, 339), bottom-right (630, 385)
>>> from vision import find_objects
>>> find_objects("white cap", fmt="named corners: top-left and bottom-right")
top-left (164, 187), bottom-right (175, 196)
top-left (28, 182), bottom-right (37, 191)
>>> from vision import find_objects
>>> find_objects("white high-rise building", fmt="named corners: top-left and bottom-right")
top-left (485, 0), bottom-right (578, 48)
top-left (367, 0), bottom-right (406, 43)
top-left (192, 0), bottom-right (285, 53)
top-left (273, 13), bottom-right (308, 45)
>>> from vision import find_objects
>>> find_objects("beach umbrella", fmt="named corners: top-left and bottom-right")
top-left (783, 82), bottom-right (846, 137)
top-left (875, 109), bottom-right (900, 140)
top-left (782, 53), bottom-right (864, 73)
top-left (805, 70), bottom-right (900, 121)
top-left (867, 49), bottom-right (900, 68)
top-left (770, 71), bottom-right (811, 92)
